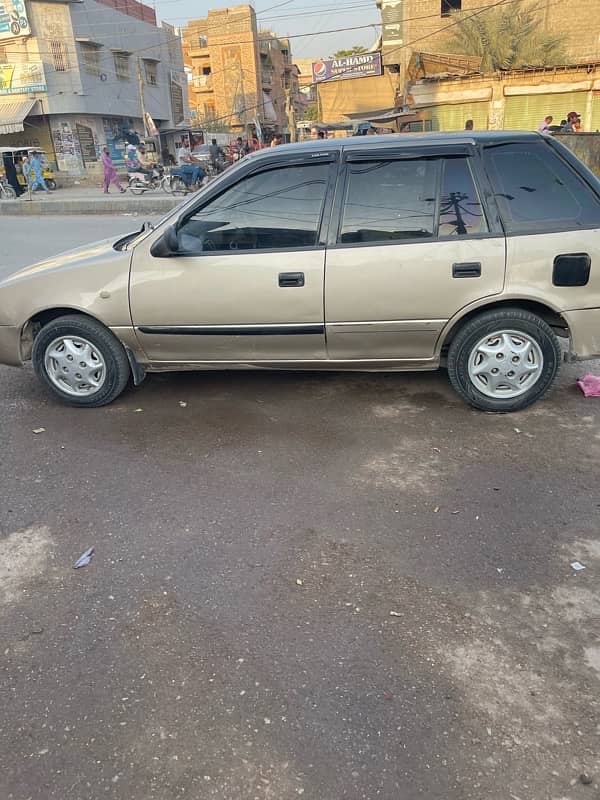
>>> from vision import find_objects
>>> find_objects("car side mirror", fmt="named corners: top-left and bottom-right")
top-left (150, 224), bottom-right (179, 258)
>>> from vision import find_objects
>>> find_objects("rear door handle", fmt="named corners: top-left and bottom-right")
top-left (279, 272), bottom-right (305, 287)
top-left (452, 262), bottom-right (481, 278)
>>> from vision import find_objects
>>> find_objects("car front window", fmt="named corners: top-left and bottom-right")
top-left (177, 164), bottom-right (329, 253)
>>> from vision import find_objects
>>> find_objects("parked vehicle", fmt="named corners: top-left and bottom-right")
top-left (0, 147), bottom-right (57, 190)
top-left (1, 132), bottom-right (599, 411)
top-left (0, 174), bottom-right (17, 199)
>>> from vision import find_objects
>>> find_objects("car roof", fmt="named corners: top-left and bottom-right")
top-left (248, 130), bottom-right (542, 162)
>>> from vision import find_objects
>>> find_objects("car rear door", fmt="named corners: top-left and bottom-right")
top-left (130, 153), bottom-right (336, 363)
top-left (324, 144), bottom-right (506, 361)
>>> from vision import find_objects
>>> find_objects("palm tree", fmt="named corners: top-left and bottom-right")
top-left (332, 46), bottom-right (369, 58)
top-left (444, 2), bottom-right (568, 71)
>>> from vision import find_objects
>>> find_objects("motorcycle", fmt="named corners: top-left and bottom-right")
top-left (0, 176), bottom-right (17, 200)
top-left (128, 165), bottom-right (170, 195)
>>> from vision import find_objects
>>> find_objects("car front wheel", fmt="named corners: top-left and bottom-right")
top-left (447, 308), bottom-right (561, 412)
top-left (32, 315), bottom-right (130, 407)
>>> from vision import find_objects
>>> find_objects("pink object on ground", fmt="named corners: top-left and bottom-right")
top-left (577, 374), bottom-right (600, 397)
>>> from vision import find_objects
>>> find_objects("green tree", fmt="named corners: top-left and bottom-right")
top-left (332, 45), bottom-right (369, 58)
top-left (303, 104), bottom-right (319, 122)
top-left (444, 2), bottom-right (567, 71)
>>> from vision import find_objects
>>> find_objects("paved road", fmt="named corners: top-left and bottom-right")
top-left (1, 219), bottom-right (600, 800)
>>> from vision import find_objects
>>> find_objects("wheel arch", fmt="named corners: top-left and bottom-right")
top-left (22, 308), bottom-right (113, 360)
top-left (438, 299), bottom-right (569, 357)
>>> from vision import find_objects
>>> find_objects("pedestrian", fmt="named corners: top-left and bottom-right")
top-left (101, 147), bottom-right (126, 194)
top-left (208, 137), bottom-right (225, 171)
top-left (465, 119), bottom-right (474, 131)
top-left (21, 156), bottom-right (32, 200)
top-left (538, 115), bottom-right (553, 133)
top-left (573, 116), bottom-right (583, 133)
top-left (270, 134), bottom-right (283, 147)
top-left (561, 112), bottom-right (578, 132)
top-left (3, 154), bottom-right (23, 197)
top-left (30, 151), bottom-right (50, 193)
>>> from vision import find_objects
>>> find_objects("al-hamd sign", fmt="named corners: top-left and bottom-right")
top-left (312, 53), bottom-right (382, 83)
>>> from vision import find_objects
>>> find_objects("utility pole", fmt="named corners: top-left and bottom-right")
top-left (137, 57), bottom-right (149, 137)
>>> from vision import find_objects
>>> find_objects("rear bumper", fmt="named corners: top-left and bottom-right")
top-left (0, 325), bottom-right (23, 366)
top-left (563, 308), bottom-right (600, 361)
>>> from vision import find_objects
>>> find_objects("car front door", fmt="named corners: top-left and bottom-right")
top-left (324, 146), bottom-right (506, 361)
top-left (130, 154), bottom-right (336, 363)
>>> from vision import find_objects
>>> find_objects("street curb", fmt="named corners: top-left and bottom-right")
top-left (0, 196), bottom-right (182, 216)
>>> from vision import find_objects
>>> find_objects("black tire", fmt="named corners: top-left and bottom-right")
top-left (447, 308), bottom-right (561, 412)
top-left (170, 176), bottom-right (187, 196)
top-left (32, 315), bottom-right (131, 407)
top-left (46, 179), bottom-right (57, 191)
top-left (128, 178), bottom-right (145, 195)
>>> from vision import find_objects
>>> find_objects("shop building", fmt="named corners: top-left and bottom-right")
top-left (0, 0), bottom-right (187, 176)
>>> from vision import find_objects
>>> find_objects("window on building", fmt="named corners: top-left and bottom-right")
top-left (202, 66), bottom-right (211, 75)
top-left (339, 159), bottom-right (439, 244)
top-left (177, 164), bottom-right (329, 253)
top-left (482, 142), bottom-right (600, 232)
top-left (198, 34), bottom-right (208, 48)
top-left (439, 158), bottom-right (488, 236)
top-left (441, 0), bottom-right (461, 17)
top-left (144, 59), bottom-right (159, 86)
top-left (113, 51), bottom-right (130, 80)
top-left (79, 42), bottom-right (101, 76)
top-left (50, 40), bottom-right (70, 72)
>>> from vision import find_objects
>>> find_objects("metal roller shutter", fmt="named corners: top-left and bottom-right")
top-left (504, 92), bottom-right (588, 130)
top-left (590, 94), bottom-right (600, 132)
top-left (422, 102), bottom-right (489, 131)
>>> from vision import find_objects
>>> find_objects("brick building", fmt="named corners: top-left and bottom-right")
top-left (377, 0), bottom-right (600, 89)
top-left (183, 4), bottom-right (300, 141)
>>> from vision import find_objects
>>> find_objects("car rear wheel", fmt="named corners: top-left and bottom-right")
top-left (32, 315), bottom-right (130, 407)
top-left (447, 308), bottom-right (561, 412)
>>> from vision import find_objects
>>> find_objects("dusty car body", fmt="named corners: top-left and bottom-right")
top-left (1, 131), bottom-right (599, 411)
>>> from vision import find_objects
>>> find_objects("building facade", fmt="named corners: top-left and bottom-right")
top-left (183, 4), bottom-right (299, 141)
top-left (377, 0), bottom-right (600, 91)
top-left (0, 0), bottom-right (187, 175)
top-left (409, 62), bottom-right (600, 132)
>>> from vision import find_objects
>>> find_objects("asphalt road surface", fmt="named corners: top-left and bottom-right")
top-left (1, 218), bottom-right (600, 800)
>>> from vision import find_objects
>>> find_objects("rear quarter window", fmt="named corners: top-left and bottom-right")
top-left (482, 141), bottom-right (600, 233)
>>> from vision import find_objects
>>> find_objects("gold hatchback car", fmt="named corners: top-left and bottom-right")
top-left (1, 132), bottom-right (599, 411)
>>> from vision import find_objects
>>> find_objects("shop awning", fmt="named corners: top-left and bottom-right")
top-left (0, 98), bottom-right (37, 135)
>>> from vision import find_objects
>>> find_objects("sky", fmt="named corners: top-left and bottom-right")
top-left (154, 0), bottom-right (381, 60)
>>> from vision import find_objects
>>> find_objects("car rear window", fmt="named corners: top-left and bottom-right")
top-left (482, 141), bottom-right (600, 233)
top-left (339, 159), bottom-right (439, 244)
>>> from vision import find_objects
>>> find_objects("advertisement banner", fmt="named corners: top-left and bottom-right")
top-left (312, 53), bottom-right (382, 83)
top-left (0, 0), bottom-right (30, 40)
top-left (0, 61), bottom-right (45, 95)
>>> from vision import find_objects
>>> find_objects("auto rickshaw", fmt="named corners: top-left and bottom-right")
top-left (0, 147), bottom-right (57, 190)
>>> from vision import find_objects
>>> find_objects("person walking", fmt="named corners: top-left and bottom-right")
top-left (30, 151), bottom-right (50, 193)
top-left (101, 147), bottom-right (125, 194)
top-left (538, 115), bottom-right (553, 133)
top-left (21, 156), bottom-right (33, 200)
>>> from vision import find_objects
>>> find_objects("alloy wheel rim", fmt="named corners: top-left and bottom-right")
top-left (44, 336), bottom-right (107, 397)
top-left (467, 329), bottom-right (544, 399)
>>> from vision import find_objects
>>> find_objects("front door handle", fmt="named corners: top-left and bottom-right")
top-left (279, 272), bottom-right (305, 287)
top-left (452, 262), bottom-right (481, 278)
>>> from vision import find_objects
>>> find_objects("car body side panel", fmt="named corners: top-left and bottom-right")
top-left (325, 237), bottom-right (506, 359)
top-left (503, 229), bottom-right (600, 311)
top-left (0, 240), bottom-right (133, 331)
